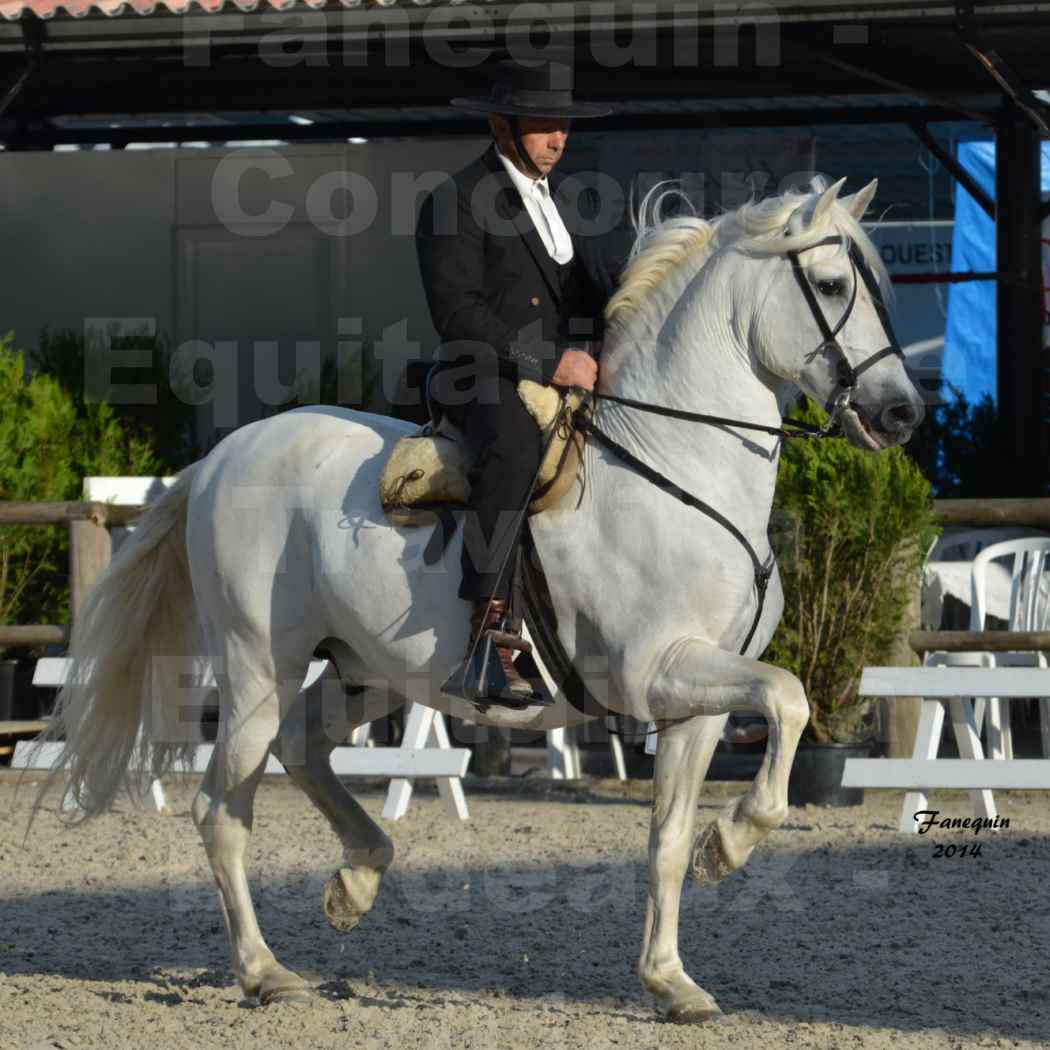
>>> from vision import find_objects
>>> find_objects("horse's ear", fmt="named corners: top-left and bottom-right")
top-left (786, 175), bottom-right (849, 235)
top-left (810, 177), bottom-right (847, 228)
top-left (840, 179), bottom-right (878, 221)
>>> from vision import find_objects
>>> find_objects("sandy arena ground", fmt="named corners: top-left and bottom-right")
top-left (0, 771), bottom-right (1048, 1050)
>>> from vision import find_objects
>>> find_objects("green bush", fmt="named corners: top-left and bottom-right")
top-left (0, 331), bottom-right (160, 645)
top-left (32, 324), bottom-right (198, 470)
top-left (766, 401), bottom-right (939, 743)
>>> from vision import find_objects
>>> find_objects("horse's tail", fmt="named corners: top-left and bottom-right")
top-left (29, 463), bottom-right (203, 824)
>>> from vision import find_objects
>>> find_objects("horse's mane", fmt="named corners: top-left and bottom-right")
top-left (605, 183), bottom-right (889, 338)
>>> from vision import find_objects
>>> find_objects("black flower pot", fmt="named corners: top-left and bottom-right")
top-left (788, 741), bottom-right (871, 807)
top-left (0, 659), bottom-right (16, 722)
top-left (13, 657), bottom-right (43, 720)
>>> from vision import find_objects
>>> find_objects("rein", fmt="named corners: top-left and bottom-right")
top-left (576, 413), bottom-right (775, 655)
top-left (588, 390), bottom-right (832, 440)
top-left (574, 231), bottom-right (905, 658)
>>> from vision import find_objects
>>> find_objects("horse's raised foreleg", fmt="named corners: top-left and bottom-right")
top-left (271, 681), bottom-right (397, 934)
top-left (192, 649), bottom-right (311, 1004)
top-left (645, 639), bottom-right (809, 884)
top-left (638, 714), bottom-right (727, 1023)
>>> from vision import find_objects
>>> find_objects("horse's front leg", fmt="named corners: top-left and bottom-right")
top-left (639, 714), bottom-right (727, 1023)
top-left (634, 640), bottom-right (808, 1022)
top-left (646, 637), bottom-right (810, 883)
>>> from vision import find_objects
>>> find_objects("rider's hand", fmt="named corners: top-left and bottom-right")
top-left (550, 348), bottom-right (598, 391)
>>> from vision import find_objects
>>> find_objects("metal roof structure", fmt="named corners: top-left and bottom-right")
top-left (2, 0), bottom-right (358, 15)
top-left (0, 0), bottom-right (1047, 145)
top-left (1, 0), bottom-right (1047, 22)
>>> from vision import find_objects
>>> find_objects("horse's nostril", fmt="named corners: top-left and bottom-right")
top-left (883, 401), bottom-right (920, 431)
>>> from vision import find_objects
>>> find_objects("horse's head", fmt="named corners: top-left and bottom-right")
top-left (743, 178), bottom-right (925, 450)
top-left (605, 178), bottom-right (926, 451)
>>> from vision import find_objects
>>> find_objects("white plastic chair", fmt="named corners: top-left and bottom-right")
top-left (920, 527), bottom-right (1044, 631)
top-left (918, 528), bottom-right (1047, 779)
top-left (894, 529), bottom-right (1050, 827)
top-left (970, 538), bottom-right (1050, 760)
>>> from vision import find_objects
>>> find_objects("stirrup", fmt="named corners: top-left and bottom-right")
top-left (441, 633), bottom-right (552, 712)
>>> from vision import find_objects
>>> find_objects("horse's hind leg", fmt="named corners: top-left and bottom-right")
top-left (638, 715), bottom-right (727, 1023)
top-left (270, 676), bottom-right (398, 934)
top-left (191, 642), bottom-right (311, 1004)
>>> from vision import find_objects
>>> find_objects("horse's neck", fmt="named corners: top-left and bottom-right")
top-left (593, 297), bottom-right (788, 543)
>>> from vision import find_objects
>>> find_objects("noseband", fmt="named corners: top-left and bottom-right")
top-left (577, 231), bottom-right (906, 656)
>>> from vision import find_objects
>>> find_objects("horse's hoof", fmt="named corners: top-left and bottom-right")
top-left (644, 971), bottom-right (723, 1023)
top-left (654, 983), bottom-right (725, 1024)
top-left (691, 822), bottom-right (734, 886)
top-left (666, 1001), bottom-right (726, 1025)
top-left (324, 866), bottom-right (383, 933)
top-left (251, 962), bottom-right (312, 1006)
top-left (260, 985), bottom-right (313, 1006)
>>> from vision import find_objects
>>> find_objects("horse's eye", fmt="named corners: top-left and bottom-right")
top-left (816, 278), bottom-right (845, 297)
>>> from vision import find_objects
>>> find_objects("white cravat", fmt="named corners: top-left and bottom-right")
top-left (496, 144), bottom-right (574, 265)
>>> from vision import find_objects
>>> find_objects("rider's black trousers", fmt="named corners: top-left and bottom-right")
top-left (429, 364), bottom-right (543, 603)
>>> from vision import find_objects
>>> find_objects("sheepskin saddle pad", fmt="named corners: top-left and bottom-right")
top-left (379, 380), bottom-right (587, 526)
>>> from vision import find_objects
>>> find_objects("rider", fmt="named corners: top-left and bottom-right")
top-left (415, 56), bottom-right (610, 703)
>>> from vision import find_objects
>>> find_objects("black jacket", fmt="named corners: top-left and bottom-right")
top-left (416, 144), bottom-right (607, 386)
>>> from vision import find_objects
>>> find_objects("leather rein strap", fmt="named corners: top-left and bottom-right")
top-left (587, 391), bottom-right (828, 440)
top-left (576, 415), bottom-right (774, 655)
top-left (575, 232), bottom-right (905, 658)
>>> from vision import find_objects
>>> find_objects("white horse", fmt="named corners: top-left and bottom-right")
top-left (39, 177), bottom-right (923, 1022)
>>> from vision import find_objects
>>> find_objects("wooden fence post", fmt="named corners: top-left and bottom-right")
top-left (885, 581), bottom-right (922, 758)
top-left (70, 519), bottom-right (112, 617)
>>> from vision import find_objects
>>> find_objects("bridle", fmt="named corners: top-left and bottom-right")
top-left (575, 231), bottom-right (906, 656)
top-left (786, 234), bottom-right (904, 421)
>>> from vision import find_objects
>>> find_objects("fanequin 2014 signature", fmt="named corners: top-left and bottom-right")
top-left (913, 810), bottom-right (1010, 835)
top-left (912, 810), bottom-right (1011, 857)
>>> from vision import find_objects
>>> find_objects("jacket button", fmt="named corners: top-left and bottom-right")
top-left (531, 296), bottom-right (540, 306)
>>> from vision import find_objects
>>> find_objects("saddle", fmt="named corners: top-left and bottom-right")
top-left (379, 378), bottom-right (588, 527)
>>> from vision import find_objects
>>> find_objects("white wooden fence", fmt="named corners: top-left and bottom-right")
top-left (17, 656), bottom-right (471, 820)
top-left (847, 665), bottom-right (1050, 832)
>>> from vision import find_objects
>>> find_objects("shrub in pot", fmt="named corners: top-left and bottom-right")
top-left (765, 400), bottom-right (938, 805)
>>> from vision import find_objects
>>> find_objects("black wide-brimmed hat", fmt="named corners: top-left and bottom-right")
top-left (450, 58), bottom-right (611, 120)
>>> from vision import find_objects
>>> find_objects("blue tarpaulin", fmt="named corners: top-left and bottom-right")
top-left (942, 140), bottom-right (1050, 406)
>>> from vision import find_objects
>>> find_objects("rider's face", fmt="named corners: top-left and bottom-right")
top-left (492, 116), bottom-right (571, 178)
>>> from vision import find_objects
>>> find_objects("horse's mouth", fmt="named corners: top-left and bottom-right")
top-left (841, 402), bottom-right (886, 451)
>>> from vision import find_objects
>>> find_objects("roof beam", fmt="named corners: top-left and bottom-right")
top-left (0, 104), bottom-right (987, 149)
top-left (787, 41), bottom-right (991, 124)
top-left (955, 0), bottom-right (1050, 133)
top-left (0, 15), bottom-right (44, 120)
top-left (910, 121), bottom-right (996, 220)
